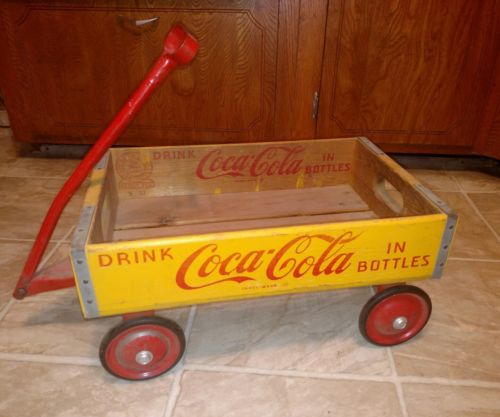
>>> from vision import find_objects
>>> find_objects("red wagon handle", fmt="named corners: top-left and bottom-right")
top-left (13, 25), bottom-right (199, 299)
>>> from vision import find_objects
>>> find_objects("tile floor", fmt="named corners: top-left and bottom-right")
top-left (0, 128), bottom-right (499, 417)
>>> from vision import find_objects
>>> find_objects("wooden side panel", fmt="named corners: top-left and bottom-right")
top-left (317, 0), bottom-right (499, 153)
top-left (87, 155), bottom-right (118, 244)
top-left (84, 214), bottom-right (447, 317)
top-left (0, 0), bottom-right (279, 145)
top-left (96, 157), bottom-right (119, 243)
top-left (110, 138), bottom-right (356, 198)
top-left (350, 139), bottom-right (439, 218)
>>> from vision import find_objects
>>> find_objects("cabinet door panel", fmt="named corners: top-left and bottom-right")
top-left (317, 0), bottom-right (498, 152)
top-left (0, 1), bottom-right (278, 145)
top-left (475, 43), bottom-right (500, 160)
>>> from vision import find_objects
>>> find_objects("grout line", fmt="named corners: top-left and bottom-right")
top-left (0, 237), bottom-right (59, 243)
top-left (0, 352), bottom-right (100, 367)
top-left (448, 257), bottom-right (500, 263)
top-left (399, 375), bottom-right (500, 389)
top-left (455, 190), bottom-right (500, 194)
top-left (386, 348), bottom-right (409, 417)
top-left (59, 225), bottom-right (75, 244)
top-left (0, 224), bottom-right (75, 245)
top-left (182, 363), bottom-right (500, 390)
top-left (183, 363), bottom-right (396, 383)
top-left (162, 369), bottom-right (184, 417)
top-left (461, 191), bottom-right (500, 242)
top-left (0, 350), bottom-right (499, 391)
top-left (184, 305), bottom-right (197, 343)
top-left (454, 179), bottom-right (500, 243)
top-left (162, 306), bottom-right (197, 417)
top-left (0, 228), bottom-right (72, 322)
top-left (0, 174), bottom-right (74, 180)
top-left (39, 237), bottom-right (67, 270)
top-left (0, 237), bottom-right (62, 321)
top-left (0, 299), bottom-right (15, 321)
top-left (0, 238), bottom-right (34, 242)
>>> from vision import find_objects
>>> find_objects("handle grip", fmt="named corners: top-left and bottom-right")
top-left (117, 15), bottom-right (160, 34)
top-left (13, 25), bottom-right (199, 299)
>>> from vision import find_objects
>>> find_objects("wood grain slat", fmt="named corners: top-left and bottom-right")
top-left (113, 210), bottom-right (376, 241)
top-left (115, 184), bottom-right (368, 230)
top-left (350, 140), bottom-right (439, 218)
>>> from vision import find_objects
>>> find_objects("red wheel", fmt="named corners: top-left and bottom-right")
top-left (99, 316), bottom-right (185, 380)
top-left (359, 285), bottom-right (432, 346)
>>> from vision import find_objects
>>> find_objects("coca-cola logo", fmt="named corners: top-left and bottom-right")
top-left (196, 146), bottom-right (305, 179)
top-left (176, 232), bottom-right (360, 290)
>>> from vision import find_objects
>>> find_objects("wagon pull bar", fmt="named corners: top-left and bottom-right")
top-left (13, 25), bottom-right (199, 299)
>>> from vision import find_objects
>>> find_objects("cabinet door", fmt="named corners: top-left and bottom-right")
top-left (0, 0), bottom-right (278, 145)
top-left (475, 49), bottom-right (500, 160)
top-left (316, 0), bottom-right (499, 153)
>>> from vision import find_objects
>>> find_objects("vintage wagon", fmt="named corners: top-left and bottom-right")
top-left (13, 26), bottom-right (457, 381)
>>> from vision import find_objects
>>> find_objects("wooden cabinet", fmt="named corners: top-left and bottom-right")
top-left (474, 47), bottom-right (500, 160)
top-left (317, 0), bottom-right (499, 155)
top-left (0, 0), bottom-right (499, 157)
top-left (0, 0), bottom-right (282, 145)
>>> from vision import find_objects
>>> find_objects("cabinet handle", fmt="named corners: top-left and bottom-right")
top-left (117, 15), bottom-right (160, 33)
top-left (133, 17), bottom-right (160, 26)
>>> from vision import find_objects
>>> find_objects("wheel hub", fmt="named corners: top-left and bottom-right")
top-left (392, 316), bottom-right (408, 330)
top-left (135, 350), bottom-right (154, 365)
top-left (101, 318), bottom-right (186, 380)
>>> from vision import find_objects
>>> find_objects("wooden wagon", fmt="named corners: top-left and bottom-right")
top-left (71, 136), bottom-right (456, 379)
top-left (12, 26), bottom-right (456, 381)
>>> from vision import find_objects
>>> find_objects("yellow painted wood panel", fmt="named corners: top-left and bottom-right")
top-left (81, 214), bottom-right (447, 317)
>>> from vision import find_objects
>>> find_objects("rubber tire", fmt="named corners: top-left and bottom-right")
top-left (99, 316), bottom-right (185, 381)
top-left (359, 285), bottom-right (432, 346)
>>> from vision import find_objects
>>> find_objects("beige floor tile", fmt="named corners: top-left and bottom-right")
top-left (448, 170), bottom-right (500, 193)
top-left (0, 128), bottom-right (17, 161)
top-left (173, 371), bottom-right (402, 417)
top-left (409, 169), bottom-right (460, 192)
top-left (0, 176), bottom-right (85, 240)
top-left (403, 383), bottom-right (500, 417)
top-left (0, 284), bottom-right (190, 358)
top-left (17, 242), bottom-right (74, 305)
top-left (393, 260), bottom-right (500, 382)
top-left (186, 289), bottom-right (391, 375)
top-left (0, 155), bottom-right (79, 178)
top-left (0, 239), bottom-right (188, 360)
top-left (434, 191), bottom-right (500, 259)
top-left (0, 360), bottom-right (173, 417)
top-left (467, 193), bottom-right (500, 235)
top-left (0, 241), bottom-right (60, 312)
top-left (0, 129), bottom-right (79, 178)
top-left (0, 241), bottom-right (34, 311)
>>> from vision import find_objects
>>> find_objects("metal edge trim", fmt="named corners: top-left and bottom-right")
top-left (414, 184), bottom-right (458, 279)
top-left (95, 153), bottom-right (108, 170)
top-left (71, 205), bottom-right (100, 318)
top-left (70, 154), bottom-right (109, 319)
top-left (357, 136), bottom-right (385, 155)
top-left (356, 139), bottom-right (458, 279)
top-left (431, 213), bottom-right (458, 279)
top-left (414, 183), bottom-right (456, 216)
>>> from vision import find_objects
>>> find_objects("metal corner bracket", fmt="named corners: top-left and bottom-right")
top-left (414, 184), bottom-right (458, 279)
top-left (71, 205), bottom-right (100, 318)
